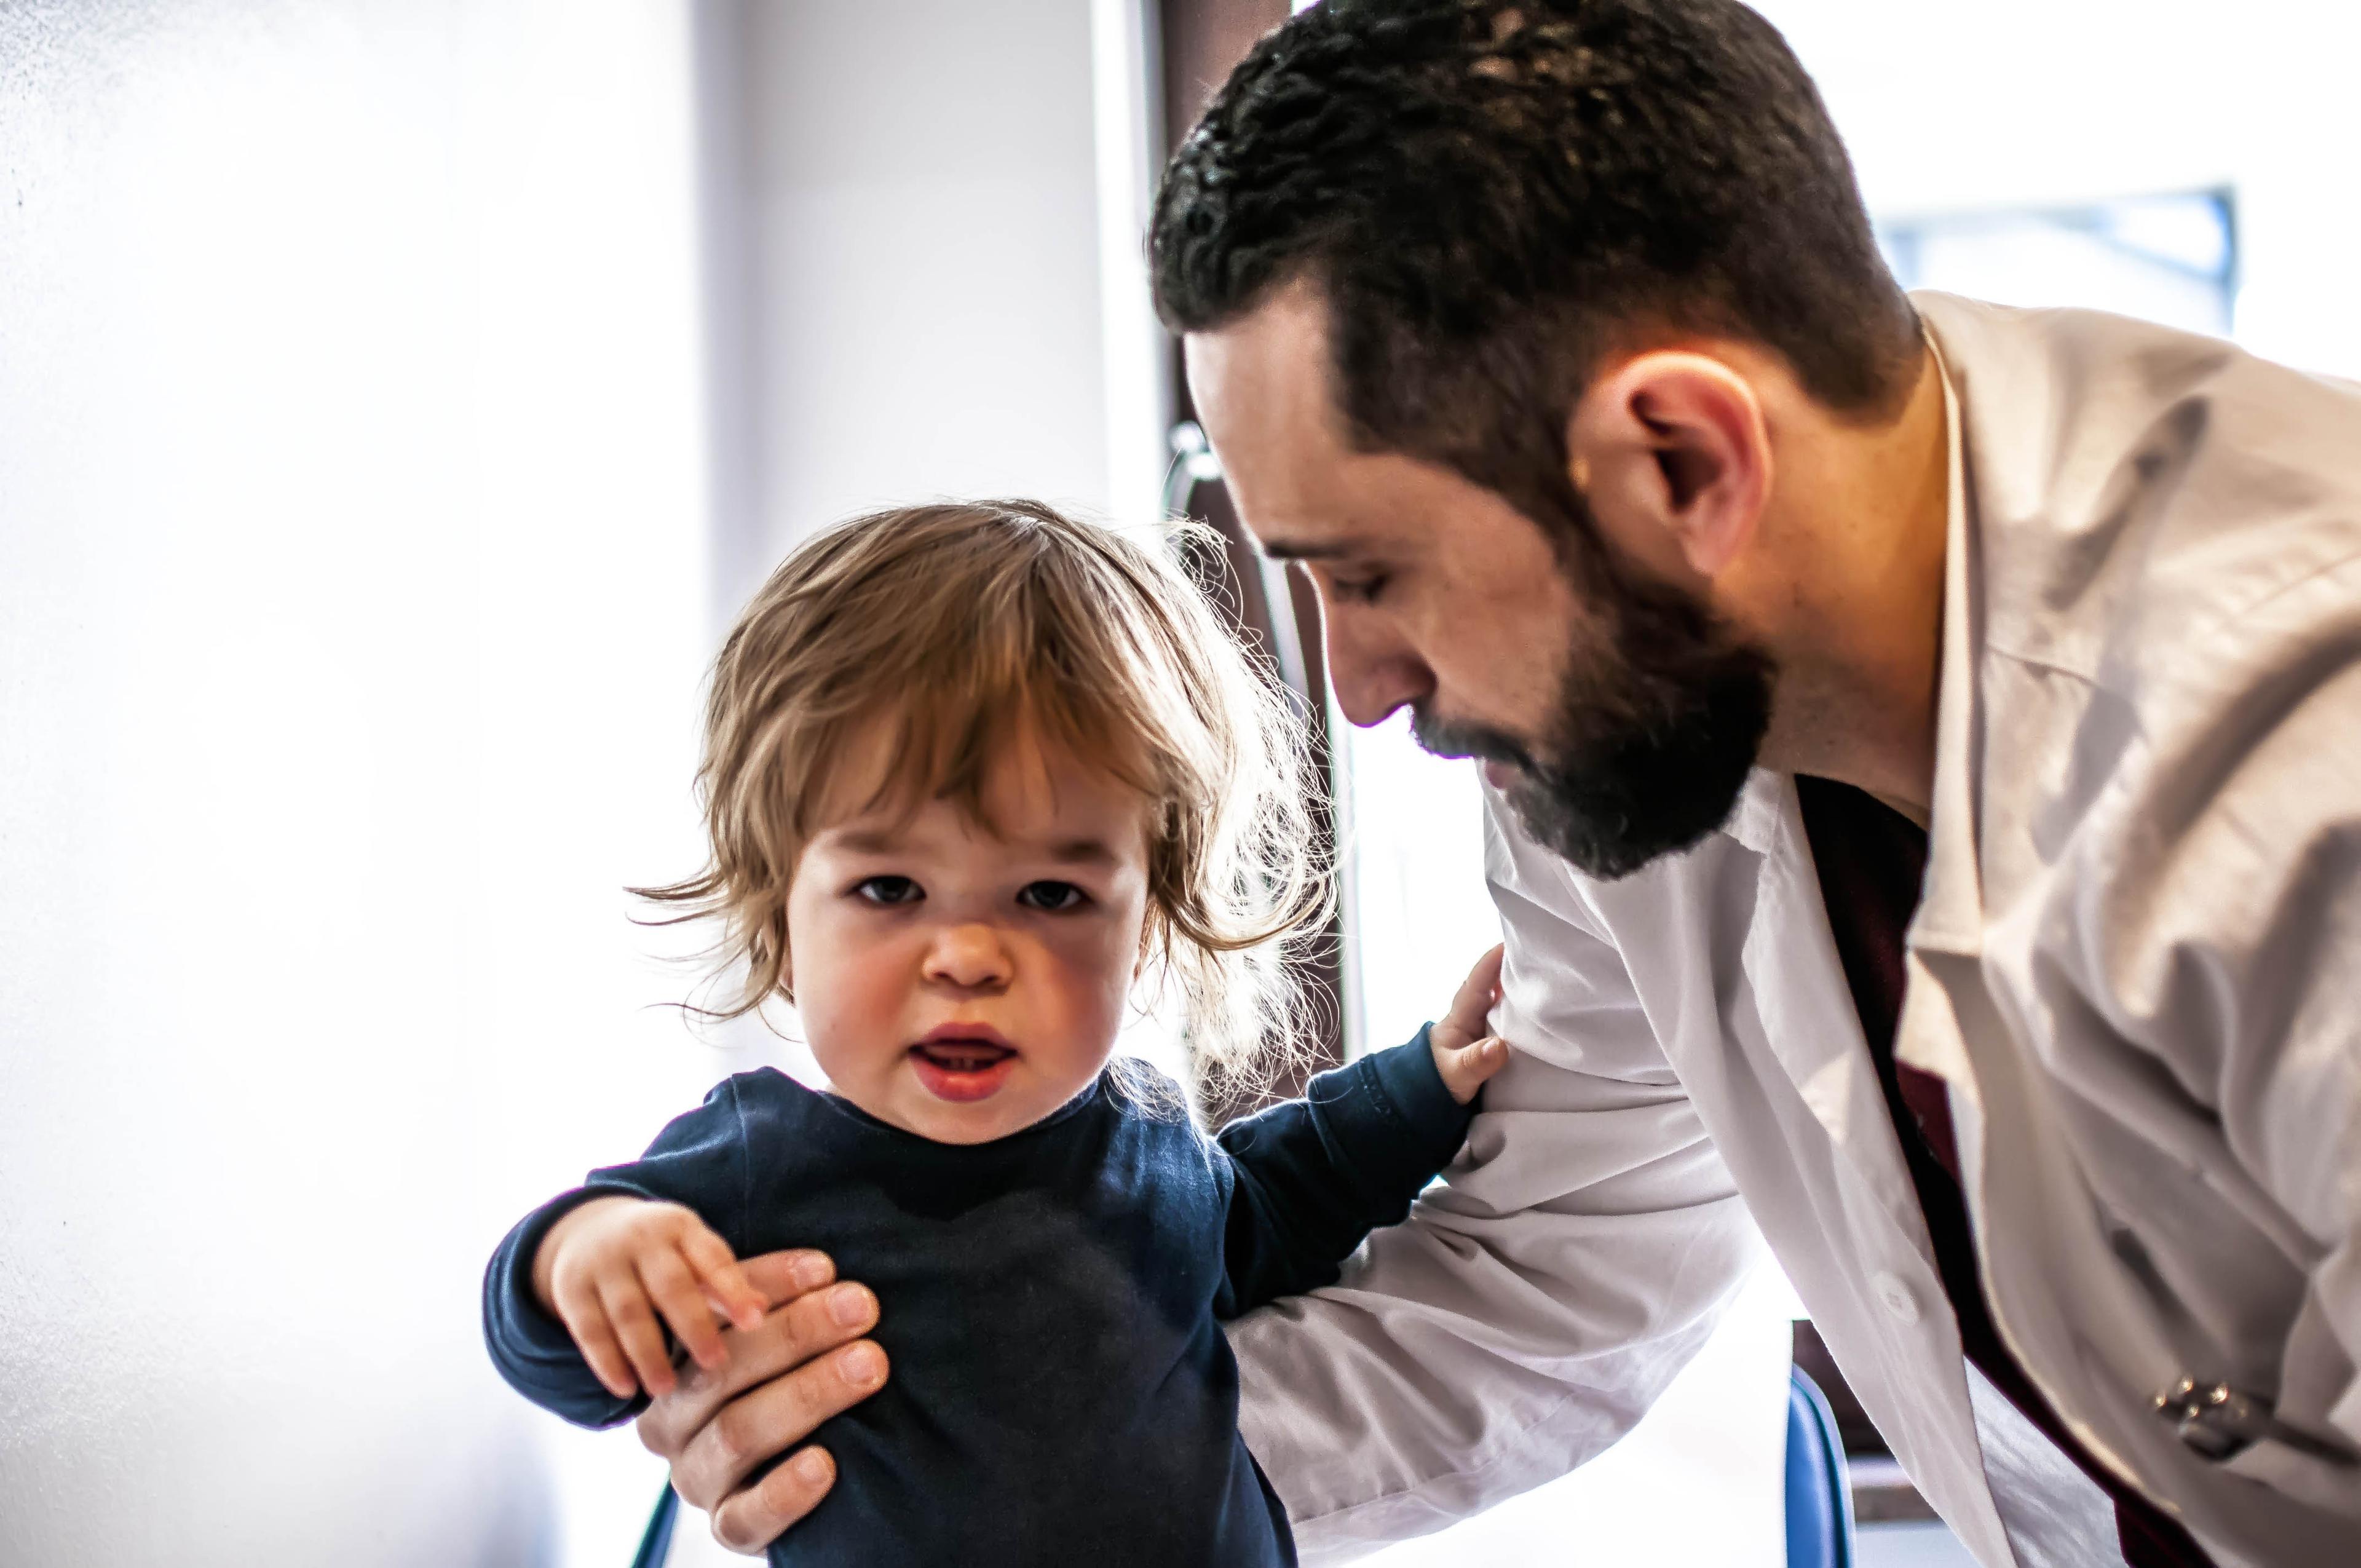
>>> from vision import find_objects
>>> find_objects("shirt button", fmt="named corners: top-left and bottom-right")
top-left (1873, 1272), bottom-right (1923, 1325)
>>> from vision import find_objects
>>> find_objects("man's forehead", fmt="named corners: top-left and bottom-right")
top-left (1184, 283), bottom-right (1485, 566)
top-left (1185, 298), bottom-right (1364, 552)
top-left (1184, 283), bottom-right (1344, 456)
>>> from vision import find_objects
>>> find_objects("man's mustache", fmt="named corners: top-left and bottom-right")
top-left (1409, 708), bottom-right (1535, 774)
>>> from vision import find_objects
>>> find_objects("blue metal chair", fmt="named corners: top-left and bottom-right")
top-left (631, 1484), bottom-right (679, 1568)
top-left (1786, 1364), bottom-right (1858, 1568)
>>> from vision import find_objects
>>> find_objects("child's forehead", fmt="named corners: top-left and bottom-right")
top-left (810, 715), bottom-right (1152, 852)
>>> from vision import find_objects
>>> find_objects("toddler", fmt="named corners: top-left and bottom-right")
top-left (482, 501), bottom-right (1506, 1566)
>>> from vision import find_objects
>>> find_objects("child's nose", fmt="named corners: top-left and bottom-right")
top-left (922, 924), bottom-right (1013, 991)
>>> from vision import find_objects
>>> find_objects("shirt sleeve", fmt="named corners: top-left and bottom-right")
top-left (480, 1075), bottom-right (757, 1429)
top-left (1228, 786), bottom-right (1758, 1562)
top-left (1212, 1027), bottom-right (1475, 1320)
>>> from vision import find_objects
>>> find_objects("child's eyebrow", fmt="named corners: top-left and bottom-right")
top-left (821, 827), bottom-right (1120, 866)
top-left (826, 826), bottom-right (906, 856)
top-left (1041, 837), bottom-right (1121, 868)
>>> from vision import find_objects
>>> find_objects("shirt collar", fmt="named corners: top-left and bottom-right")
top-left (1905, 329), bottom-right (1987, 957)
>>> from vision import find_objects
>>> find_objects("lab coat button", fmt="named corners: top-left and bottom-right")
top-left (1873, 1272), bottom-right (1922, 1325)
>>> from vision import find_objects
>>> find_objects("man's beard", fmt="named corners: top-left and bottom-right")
top-left (1413, 550), bottom-right (1776, 882)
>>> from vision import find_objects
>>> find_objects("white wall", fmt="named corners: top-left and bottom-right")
top-left (708, 0), bottom-right (1133, 592)
top-left (1750, 0), bottom-right (2361, 378)
top-left (0, 2), bottom-right (726, 1563)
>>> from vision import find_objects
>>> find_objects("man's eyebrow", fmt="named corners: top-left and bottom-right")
top-left (1254, 537), bottom-right (1355, 563)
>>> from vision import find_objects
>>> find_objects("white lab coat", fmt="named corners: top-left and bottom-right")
top-left (1232, 293), bottom-right (2361, 1568)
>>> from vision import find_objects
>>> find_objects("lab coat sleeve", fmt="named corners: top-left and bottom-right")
top-left (2049, 551), bottom-right (2361, 1488)
top-left (1229, 788), bottom-right (1760, 1562)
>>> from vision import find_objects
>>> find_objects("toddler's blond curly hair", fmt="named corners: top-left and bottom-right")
top-left (642, 499), bottom-right (1330, 1098)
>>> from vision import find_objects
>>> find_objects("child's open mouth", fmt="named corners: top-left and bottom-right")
top-left (909, 1036), bottom-right (1018, 1103)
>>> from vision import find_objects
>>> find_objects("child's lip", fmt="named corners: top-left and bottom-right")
top-left (916, 1021), bottom-right (1014, 1051)
top-left (908, 1037), bottom-right (1018, 1103)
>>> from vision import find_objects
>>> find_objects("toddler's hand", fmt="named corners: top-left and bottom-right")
top-left (1430, 943), bottom-right (1511, 1104)
top-left (532, 1196), bottom-right (769, 1400)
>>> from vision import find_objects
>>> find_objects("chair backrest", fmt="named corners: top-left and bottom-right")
top-left (1786, 1365), bottom-right (1857, 1568)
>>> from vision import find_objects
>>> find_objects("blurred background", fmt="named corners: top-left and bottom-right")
top-left (3, 2), bottom-right (2355, 1565)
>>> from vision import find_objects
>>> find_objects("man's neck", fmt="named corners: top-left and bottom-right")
top-left (1755, 343), bottom-right (1952, 819)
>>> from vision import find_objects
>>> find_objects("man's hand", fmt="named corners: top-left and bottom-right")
top-left (1430, 943), bottom-right (1510, 1103)
top-left (635, 1249), bottom-right (889, 1556)
top-left (534, 1196), bottom-right (769, 1399)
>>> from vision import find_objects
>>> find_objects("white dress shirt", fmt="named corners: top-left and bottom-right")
top-left (1232, 293), bottom-right (2361, 1568)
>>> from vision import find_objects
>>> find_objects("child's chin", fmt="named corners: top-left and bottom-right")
top-left (896, 1072), bottom-right (1091, 1146)
top-left (903, 1096), bottom-right (1037, 1145)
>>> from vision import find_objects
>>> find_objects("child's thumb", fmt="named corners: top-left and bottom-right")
top-left (1444, 1035), bottom-right (1509, 1103)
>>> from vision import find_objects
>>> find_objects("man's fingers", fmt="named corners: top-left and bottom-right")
top-left (651, 1294), bottom-right (884, 1511)
top-left (708, 1446), bottom-right (838, 1556)
top-left (556, 1282), bottom-right (640, 1401)
top-left (636, 1278), bottom-right (880, 1473)
top-left (683, 1227), bottom-right (769, 1331)
top-left (681, 1340), bottom-right (886, 1507)
top-left (641, 1248), bottom-right (728, 1371)
top-left (737, 1249), bottom-right (837, 1310)
top-left (601, 1277), bottom-right (682, 1398)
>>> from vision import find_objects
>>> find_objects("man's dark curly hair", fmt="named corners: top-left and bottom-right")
top-left (1151, 0), bottom-right (1920, 550)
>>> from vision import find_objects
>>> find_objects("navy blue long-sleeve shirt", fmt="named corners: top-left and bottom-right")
top-left (482, 1029), bottom-right (1472, 1567)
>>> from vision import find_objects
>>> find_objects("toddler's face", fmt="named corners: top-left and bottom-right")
top-left (784, 729), bottom-right (1152, 1144)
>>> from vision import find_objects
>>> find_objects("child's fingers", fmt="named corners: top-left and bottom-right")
top-left (600, 1277), bottom-right (682, 1398)
top-left (554, 1279), bottom-right (641, 1401)
top-left (680, 1224), bottom-right (767, 1332)
top-left (1461, 1035), bottom-right (1509, 1080)
top-left (640, 1246), bottom-right (729, 1373)
top-left (1436, 1034), bottom-right (1510, 1104)
top-left (1440, 944), bottom-right (1507, 1036)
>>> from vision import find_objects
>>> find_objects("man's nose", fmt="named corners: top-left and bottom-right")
top-left (922, 924), bottom-right (1014, 991)
top-left (1323, 607), bottom-right (1433, 729)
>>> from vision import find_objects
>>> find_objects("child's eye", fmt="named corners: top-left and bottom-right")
top-left (1333, 571), bottom-right (1388, 604)
top-left (854, 875), bottom-right (923, 907)
top-left (1016, 881), bottom-right (1088, 913)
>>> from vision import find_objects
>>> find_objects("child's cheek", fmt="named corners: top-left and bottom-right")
top-left (1050, 908), bottom-right (1147, 1034)
top-left (796, 924), bottom-right (914, 1078)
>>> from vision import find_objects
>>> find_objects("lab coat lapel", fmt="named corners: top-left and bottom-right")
top-left (1738, 336), bottom-right (1985, 1249)
top-left (1744, 776), bottom-right (1944, 1251)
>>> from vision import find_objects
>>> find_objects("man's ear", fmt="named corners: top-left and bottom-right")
top-left (1564, 350), bottom-right (1771, 582)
